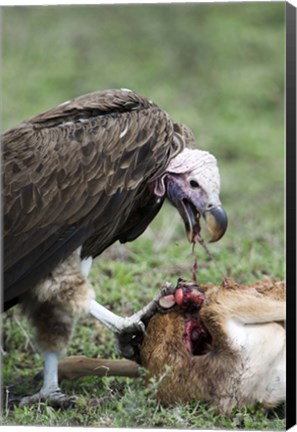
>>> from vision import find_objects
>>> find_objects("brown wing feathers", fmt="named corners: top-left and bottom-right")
top-left (3, 89), bottom-right (178, 310)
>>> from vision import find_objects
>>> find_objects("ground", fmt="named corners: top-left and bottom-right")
top-left (1, 3), bottom-right (285, 429)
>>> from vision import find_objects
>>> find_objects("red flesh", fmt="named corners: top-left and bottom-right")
top-left (158, 281), bottom-right (210, 356)
top-left (174, 288), bottom-right (184, 306)
top-left (193, 233), bottom-right (213, 259)
top-left (185, 314), bottom-right (209, 355)
top-left (174, 286), bottom-right (205, 308)
top-left (192, 255), bottom-right (198, 283)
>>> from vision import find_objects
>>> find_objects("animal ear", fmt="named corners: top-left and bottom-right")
top-left (158, 294), bottom-right (176, 309)
top-left (176, 277), bottom-right (186, 285)
top-left (221, 277), bottom-right (239, 289)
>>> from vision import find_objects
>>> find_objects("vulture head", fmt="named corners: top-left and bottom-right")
top-left (153, 138), bottom-right (227, 245)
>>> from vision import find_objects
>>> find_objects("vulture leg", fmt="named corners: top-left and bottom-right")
top-left (19, 353), bottom-right (77, 408)
top-left (89, 281), bottom-right (174, 334)
top-left (89, 300), bottom-right (146, 333)
top-left (89, 282), bottom-right (175, 361)
top-left (88, 299), bottom-right (154, 361)
top-left (18, 249), bottom-right (94, 408)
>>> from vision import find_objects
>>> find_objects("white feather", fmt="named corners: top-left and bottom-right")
top-left (119, 126), bottom-right (128, 138)
top-left (80, 257), bottom-right (93, 277)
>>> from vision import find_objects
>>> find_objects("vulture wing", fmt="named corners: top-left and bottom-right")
top-left (3, 89), bottom-right (182, 308)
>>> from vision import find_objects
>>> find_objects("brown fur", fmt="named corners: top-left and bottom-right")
top-left (57, 277), bottom-right (285, 414)
top-left (140, 277), bottom-right (285, 413)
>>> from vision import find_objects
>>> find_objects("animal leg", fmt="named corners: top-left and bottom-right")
top-left (58, 355), bottom-right (140, 381)
top-left (199, 281), bottom-right (285, 333)
top-left (217, 294), bottom-right (284, 325)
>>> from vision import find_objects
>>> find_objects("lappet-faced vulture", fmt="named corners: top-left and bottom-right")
top-left (2, 89), bottom-right (227, 407)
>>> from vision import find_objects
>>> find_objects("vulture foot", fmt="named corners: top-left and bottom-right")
top-left (116, 282), bottom-right (175, 362)
top-left (19, 389), bottom-right (78, 410)
top-left (115, 315), bottom-right (147, 362)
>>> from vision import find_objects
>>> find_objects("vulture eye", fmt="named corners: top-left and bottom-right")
top-left (190, 180), bottom-right (200, 189)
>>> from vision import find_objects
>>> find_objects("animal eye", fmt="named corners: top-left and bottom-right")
top-left (190, 180), bottom-right (200, 189)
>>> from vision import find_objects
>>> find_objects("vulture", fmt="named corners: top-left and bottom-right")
top-left (2, 88), bottom-right (228, 408)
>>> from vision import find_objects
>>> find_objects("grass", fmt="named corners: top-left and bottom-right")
top-left (1, 2), bottom-right (285, 429)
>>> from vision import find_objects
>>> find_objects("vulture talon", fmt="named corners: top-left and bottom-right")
top-left (115, 306), bottom-right (158, 363)
top-left (116, 323), bottom-right (145, 363)
top-left (117, 317), bottom-right (146, 335)
top-left (116, 339), bottom-right (142, 363)
top-left (19, 390), bottom-right (78, 410)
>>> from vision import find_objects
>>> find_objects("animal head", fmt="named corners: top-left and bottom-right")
top-left (157, 279), bottom-right (210, 356)
top-left (153, 125), bottom-right (228, 244)
top-left (158, 279), bottom-right (206, 311)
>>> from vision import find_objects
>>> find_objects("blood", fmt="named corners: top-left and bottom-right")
top-left (192, 252), bottom-right (198, 283)
top-left (190, 241), bottom-right (198, 282)
top-left (190, 232), bottom-right (229, 293)
top-left (185, 314), bottom-right (210, 356)
top-left (185, 320), bottom-right (194, 352)
top-left (191, 233), bottom-right (214, 283)
top-left (194, 234), bottom-right (213, 259)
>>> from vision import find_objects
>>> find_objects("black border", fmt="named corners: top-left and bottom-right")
top-left (286, 2), bottom-right (296, 430)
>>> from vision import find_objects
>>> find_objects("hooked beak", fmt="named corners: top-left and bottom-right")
top-left (182, 200), bottom-right (228, 243)
top-left (204, 205), bottom-right (228, 242)
top-left (164, 173), bottom-right (228, 245)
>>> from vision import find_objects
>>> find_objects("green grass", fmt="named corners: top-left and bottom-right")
top-left (1, 3), bottom-right (285, 429)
